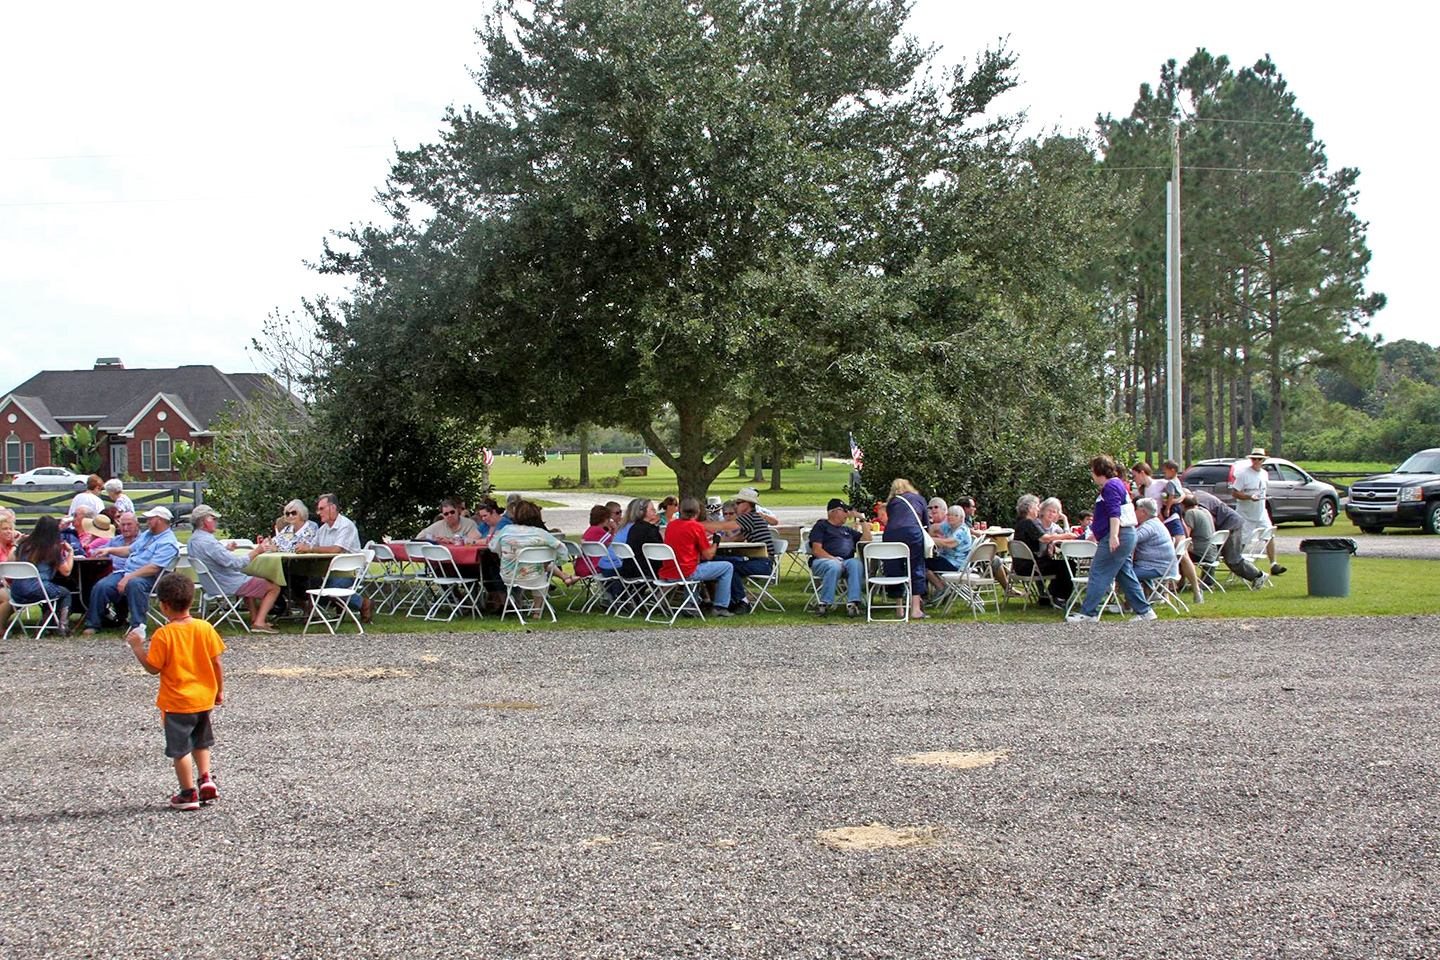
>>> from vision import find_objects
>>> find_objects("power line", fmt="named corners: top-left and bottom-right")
top-left (1190, 116), bottom-right (1308, 127)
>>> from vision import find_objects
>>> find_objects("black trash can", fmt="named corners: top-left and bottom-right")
top-left (1299, 538), bottom-right (1358, 598)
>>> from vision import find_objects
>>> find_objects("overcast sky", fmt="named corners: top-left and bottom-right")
top-left (2, 1), bottom-right (1428, 384)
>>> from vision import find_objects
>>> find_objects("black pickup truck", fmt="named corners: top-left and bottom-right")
top-left (1345, 448), bottom-right (1440, 534)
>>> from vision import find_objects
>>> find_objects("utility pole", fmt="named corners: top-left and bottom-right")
top-left (1165, 121), bottom-right (1185, 464)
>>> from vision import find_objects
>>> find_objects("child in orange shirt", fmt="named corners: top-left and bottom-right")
top-left (125, 572), bottom-right (227, 811)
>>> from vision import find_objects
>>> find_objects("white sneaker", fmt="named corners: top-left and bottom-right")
top-left (1130, 609), bottom-right (1158, 621)
top-left (1104, 604), bottom-right (1124, 615)
top-left (1066, 613), bottom-right (1101, 623)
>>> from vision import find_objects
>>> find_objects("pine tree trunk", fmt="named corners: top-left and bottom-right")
top-left (1240, 266), bottom-right (1254, 454)
top-left (1268, 253), bottom-right (1283, 456)
top-left (1204, 312), bottom-right (1216, 460)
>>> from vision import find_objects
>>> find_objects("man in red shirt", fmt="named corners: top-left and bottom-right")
top-left (660, 497), bottom-right (735, 617)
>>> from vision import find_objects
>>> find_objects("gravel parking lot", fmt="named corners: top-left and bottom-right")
top-left (2, 617), bottom-right (1436, 958)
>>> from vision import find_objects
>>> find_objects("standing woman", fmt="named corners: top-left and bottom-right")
top-left (882, 478), bottom-right (929, 619)
top-left (11, 516), bottom-right (76, 634)
top-left (1067, 455), bottom-right (1153, 622)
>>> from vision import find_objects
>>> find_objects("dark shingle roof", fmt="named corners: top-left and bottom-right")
top-left (2, 366), bottom-right (291, 435)
top-left (1, 395), bottom-right (65, 436)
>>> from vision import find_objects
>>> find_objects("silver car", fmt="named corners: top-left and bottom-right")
top-left (1180, 458), bottom-right (1340, 526)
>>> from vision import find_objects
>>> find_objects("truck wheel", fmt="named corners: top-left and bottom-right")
top-left (1314, 499), bottom-right (1336, 527)
top-left (1427, 502), bottom-right (1440, 536)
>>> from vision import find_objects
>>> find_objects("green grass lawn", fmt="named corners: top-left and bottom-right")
top-left (1294, 460), bottom-right (1394, 476)
top-left (486, 453), bottom-right (855, 506)
top-left (50, 550), bottom-right (1413, 638)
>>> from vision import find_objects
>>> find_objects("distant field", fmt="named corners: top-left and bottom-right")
top-left (1293, 461), bottom-right (1392, 475)
top-left (486, 453), bottom-right (854, 506)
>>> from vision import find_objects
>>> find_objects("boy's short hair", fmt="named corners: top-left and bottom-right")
top-left (155, 572), bottom-right (196, 613)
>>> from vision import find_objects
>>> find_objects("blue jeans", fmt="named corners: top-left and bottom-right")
top-left (86, 571), bottom-right (156, 629)
top-left (1080, 527), bottom-right (1151, 617)
top-left (882, 527), bottom-right (927, 598)
top-left (1133, 563), bottom-right (1170, 584)
top-left (720, 556), bottom-right (771, 604)
top-left (687, 560), bottom-right (733, 608)
top-left (10, 577), bottom-right (71, 623)
top-left (811, 557), bottom-right (864, 604)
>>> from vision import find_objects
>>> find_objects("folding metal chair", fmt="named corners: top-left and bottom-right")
top-left (743, 541), bottom-right (786, 612)
top-left (365, 542), bottom-right (410, 614)
top-left (303, 552), bottom-right (371, 635)
top-left (1196, 529), bottom-right (1230, 595)
top-left (418, 543), bottom-right (482, 621)
top-left (606, 542), bottom-right (651, 619)
top-left (500, 545), bottom-right (559, 623)
top-left (862, 541), bottom-right (910, 622)
top-left (1235, 526), bottom-right (1274, 588)
top-left (797, 533), bottom-right (828, 612)
top-left (1140, 542), bottom-right (1190, 615)
top-left (640, 543), bottom-right (706, 624)
top-left (939, 540), bottom-right (1000, 618)
top-left (145, 556), bottom-right (183, 627)
top-left (185, 554), bottom-right (251, 633)
top-left (784, 526), bottom-right (811, 578)
top-left (1058, 540), bottom-right (1119, 619)
top-left (0, 561), bottom-right (65, 639)
top-left (1005, 540), bottom-right (1051, 609)
top-left (577, 541), bottom-right (624, 613)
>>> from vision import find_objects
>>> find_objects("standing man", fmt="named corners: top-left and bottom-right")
top-left (296, 493), bottom-right (373, 622)
top-left (809, 498), bottom-right (871, 617)
top-left (1230, 448), bottom-right (1285, 576)
top-left (83, 506), bottom-right (181, 635)
top-left (186, 504), bottom-right (283, 634)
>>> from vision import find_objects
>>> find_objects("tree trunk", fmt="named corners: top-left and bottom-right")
top-left (577, 423), bottom-right (590, 487)
top-left (736, 446), bottom-right (745, 475)
top-left (639, 405), bottom-right (773, 503)
top-left (752, 443), bottom-right (764, 483)
top-left (770, 436), bottom-right (781, 491)
top-left (1240, 266), bottom-right (1254, 454)
top-left (1204, 312), bottom-right (1216, 460)
top-left (1268, 251), bottom-right (1283, 456)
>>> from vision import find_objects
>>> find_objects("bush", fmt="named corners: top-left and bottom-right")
top-left (548, 475), bottom-right (580, 489)
top-left (596, 475), bottom-right (622, 489)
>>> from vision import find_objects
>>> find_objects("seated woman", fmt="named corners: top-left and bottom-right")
top-left (0, 510), bottom-right (17, 631)
top-left (922, 499), bottom-right (969, 597)
top-left (272, 499), bottom-right (320, 552)
top-left (576, 503), bottom-right (621, 579)
top-left (11, 516), bottom-right (75, 634)
top-left (487, 500), bottom-right (573, 615)
top-left (617, 499), bottom-right (664, 580)
top-left (657, 496), bottom-right (680, 530)
top-left (1015, 495), bottom-right (1073, 605)
top-left (78, 511), bottom-right (115, 557)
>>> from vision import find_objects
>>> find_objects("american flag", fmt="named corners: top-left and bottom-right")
top-left (482, 447), bottom-right (494, 468)
top-left (849, 432), bottom-right (863, 471)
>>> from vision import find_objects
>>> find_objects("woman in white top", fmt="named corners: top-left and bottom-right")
top-left (272, 498), bottom-right (320, 551)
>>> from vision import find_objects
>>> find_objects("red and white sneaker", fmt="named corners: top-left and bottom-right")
top-left (169, 788), bottom-right (201, 811)
top-left (197, 773), bottom-right (219, 804)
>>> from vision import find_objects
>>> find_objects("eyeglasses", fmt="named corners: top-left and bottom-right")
top-left (285, 510), bottom-right (298, 516)
top-left (441, 509), bottom-right (456, 516)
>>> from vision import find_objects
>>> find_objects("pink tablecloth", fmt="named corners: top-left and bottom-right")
top-left (389, 543), bottom-right (485, 566)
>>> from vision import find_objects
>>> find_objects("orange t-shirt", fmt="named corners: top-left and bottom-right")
top-left (146, 617), bottom-right (226, 713)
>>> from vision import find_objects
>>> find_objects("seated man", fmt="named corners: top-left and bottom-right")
top-left (186, 504), bottom-right (283, 633)
top-left (736, 487), bottom-right (780, 525)
top-left (808, 498), bottom-right (871, 617)
top-left (712, 489), bottom-right (776, 612)
top-left (415, 498), bottom-right (481, 543)
top-left (82, 506), bottom-right (181, 635)
top-left (104, 512), bottom-right (141, 573)
top-left (295, 493), bottom-right (374, 622)
top-left (658, 497), bottom-right (735, 617)
top-left (1131, 498), bottom-right (1177, 585)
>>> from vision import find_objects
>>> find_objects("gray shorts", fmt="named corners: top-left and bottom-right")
top-left (162, 710), bottom-right (215, 759)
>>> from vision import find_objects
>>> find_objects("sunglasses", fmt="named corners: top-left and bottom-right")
top-left (285, 510), bottom-right (298, 516)
top-left (441, 509), bottom-right (456, 516)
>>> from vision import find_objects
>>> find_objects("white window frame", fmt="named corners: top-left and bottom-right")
top-left (141, 439), bottom-right (153, 472)
top-left (4, 433), bottom-right (19, 474)
top-left (155, 430), bottom-right (172, 473)
top-left (23, 442), bottom-right (35, 472)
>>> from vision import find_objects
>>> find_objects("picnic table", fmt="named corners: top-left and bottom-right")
top-left (387, 542), bottom-right (486, 566)
top-left (977, 527), bottom-right (1014, 555)
top-left (714, 541), bottom-right (769, 559)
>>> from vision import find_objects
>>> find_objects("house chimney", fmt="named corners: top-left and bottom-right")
top-left (94, 357), bottom-right (124, 369)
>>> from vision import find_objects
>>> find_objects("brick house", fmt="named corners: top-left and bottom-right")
top-left (1, 359), bottom-right (294, 481)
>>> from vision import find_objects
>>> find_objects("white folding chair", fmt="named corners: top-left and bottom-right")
top-left (1140, 540), bottom-right (1190, 615)
top-left (559, 539), bottom-right (598, 611)
top-left (145, 556), bottom-right (183, 627)
top-left (743, 541), bottom-right (786, 612)
top-left (365, 542), bottom-right (411, 614)
top-left (1196, 529), bottom-right (1230, 595)
top-left (578, 541), bottom-right (624, 613)
top-left (303, 552), bottom-right (370, 635)
top-left (1235, 525), bottom-right (1274, 588)
top-left (185, 554), bottom-right (251, 633)
top-left (939, 540), bottom-right (1000, 618)
top-left (500, 545), bottom-right (559, 623)
top-left (862, 541), bottom-right (911, 622)
top-left (798, 533), bottom-right (828, 612)
top-left (1005, 540), bottom-right (1051, 610)
top-left (420, 543), bottom-right (482, 621)
top-left (607, 542), bottom-right (651, 619)
top-left (0, 561), bottom-right (65, 639)
top-left (1058, 540), bottom-right (1119, 619)
top-left (641, 542), bottom-right (706, 624)
top-left (783, 527), bottom-right (810, 578)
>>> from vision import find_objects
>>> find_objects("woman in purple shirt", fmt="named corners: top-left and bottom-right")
top-left (1069, 455), bottom-right (1154, 622)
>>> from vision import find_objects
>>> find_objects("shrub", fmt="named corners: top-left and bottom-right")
top-left (596, 475), bottom-right (622, 489)
top-left (548, 475), bottom-right (580, 489)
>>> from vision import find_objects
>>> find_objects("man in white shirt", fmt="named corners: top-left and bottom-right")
top-left (296, 492), bottom-right (373, 621)
top-left (1230, 448), bottom-right (1284, 576)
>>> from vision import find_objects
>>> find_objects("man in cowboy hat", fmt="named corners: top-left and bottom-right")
top-left (186, 504), bottom-right (284, 633)
top-left (1230, 447), bottom-right (1285, 576)
top-left (83, 505), bottom-right (181, 635)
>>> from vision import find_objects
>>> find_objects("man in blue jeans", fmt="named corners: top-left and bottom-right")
top-left (82, 506), bottom-right (181, 635)
top-left (809, 499), bottom-right (872, 617)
